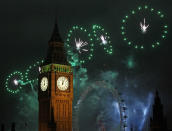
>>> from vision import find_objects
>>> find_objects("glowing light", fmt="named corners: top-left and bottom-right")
top-left (121, 26), bottom-right (125, 30)
top-left (14, 79), bottom-right (19, 86)
top-left (39, 67), bottom-right (41, 73)
top-left (145, 5), bottom-right (148, 9)
top-left (128, 42), bottom-right (131, 45)
top-left (127, 56), bottom-right (135, 69)
top-left (162, 35), bottom-right (166, 39)
top-left (140, 18), bottom-right (149, 34)
top-left (113, 101), bottom-right (120, 114)
top-left (131, 10), bottom-right (135, 14)
top-left (138, 6), bottom-right (142, 10)
top-left (151, 8), bottom-right (154, 12)
top-left (121, 32), bottom-right (125, 35)
top-left (75, 38), bottom-right (88, 54)
top-left (100, 35), bottom-right (107, 45)
top-left (139, 93), bottom-right (153, 130)
top-left (122, 19), bottom-right (126, 23)
top-left (143, 107), bottom-right (148, 116)
top-left (156, 42), bottom-right (160, 45)
top-left (164, 25), bottom-right (168, 28)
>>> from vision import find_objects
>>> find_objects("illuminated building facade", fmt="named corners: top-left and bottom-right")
top-left (38, 21), bottom-right (73, 131)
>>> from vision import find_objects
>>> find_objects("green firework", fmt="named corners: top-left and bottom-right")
top-left (5, 71), bottom-right (24, 94)
top-left (5, 59), bottom-right (44, 94)
top-left (92, 24), bottom-right (113, 55)
top-left (65, 25), bottom-right (94, 65)
top-left (121, 5), bottom-right (168, 50)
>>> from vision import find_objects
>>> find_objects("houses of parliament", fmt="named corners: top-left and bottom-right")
top-left (1, 22), bottom-right (171, 131)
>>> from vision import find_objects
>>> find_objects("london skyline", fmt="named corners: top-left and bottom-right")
top-left (0, 0), bottom-right (172, 130)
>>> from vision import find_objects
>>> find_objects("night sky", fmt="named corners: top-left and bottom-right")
top-left (0, 0), bottom-right (172, 131)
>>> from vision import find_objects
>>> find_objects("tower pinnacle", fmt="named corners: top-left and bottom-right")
top-left (44, 19), bottom-right (69, 65)
top-left (49, 19), bottom-right (63, 43)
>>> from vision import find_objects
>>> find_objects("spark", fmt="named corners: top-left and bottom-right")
top-left (140, 18), bottom-right (149, 34)
top-left (38, 67), bottom-right (41, 73)
top-left (113, 101), bottom-right (120, 114)
top-left (14, 79), bottom-right (19, 86)
top-left (139, 93), bottom-right (153, 130)
top-left (143, 107), bottom-right (148, 116)
top-left (75, 38), bottom-right (88, 54)
top-left (100, 35), bottom-right (107, 45)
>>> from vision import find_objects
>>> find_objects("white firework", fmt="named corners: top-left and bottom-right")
top-left (38, 67), bottom-right (41, 73)
top-left (14, 79), bottom-right (19, 86)
top-left (100, 35), bottom-right (107, 45)
top-left (140, 18), bottom-right (149, 34)
top-left (75, 38), bottom-right (88, 54)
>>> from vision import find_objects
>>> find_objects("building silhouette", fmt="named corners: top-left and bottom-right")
top-left (11, 123), bottom-right (15, 131)
top-left (1, 124), bottom-right (4, 131)
top-left (150, 90), bottom-right (167, 131)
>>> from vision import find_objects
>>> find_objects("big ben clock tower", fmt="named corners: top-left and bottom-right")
top-left (38, 21), bottom-right (73, 131)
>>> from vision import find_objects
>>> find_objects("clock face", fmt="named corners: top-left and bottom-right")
top-left (40, 77), bottom-right (48, 91)
top-left (57, 76), bottom-right (69, 91)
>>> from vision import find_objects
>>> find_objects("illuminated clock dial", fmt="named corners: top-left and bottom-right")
top-left (40, 77), bottom-right (48, 91)
top-left (57, 76), bottom-right (69, 91)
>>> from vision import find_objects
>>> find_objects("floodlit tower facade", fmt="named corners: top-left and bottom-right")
top-left (38, 21), bottom-right (73, 131)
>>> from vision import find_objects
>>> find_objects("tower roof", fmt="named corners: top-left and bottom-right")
top-left (154, 90), bottom-right (161, 105)
top-left (44, 19), bottom-right (69, 65)
top-left (49, 19), bottom-right (63, 43)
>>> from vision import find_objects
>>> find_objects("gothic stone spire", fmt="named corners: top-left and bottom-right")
top-left (49, 19), bottom-right (63, 43)
top-left (44, 19), bottom-right (69, 65)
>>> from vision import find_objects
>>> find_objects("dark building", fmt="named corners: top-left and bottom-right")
top-left (150, 90), bottom-right (167, 131)
top-left (11, 123), bottom-right (16, 131)
top-left (1, 123), bottom-right (16, 131)
top-left (1, 124), bottom-right (4, 131)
